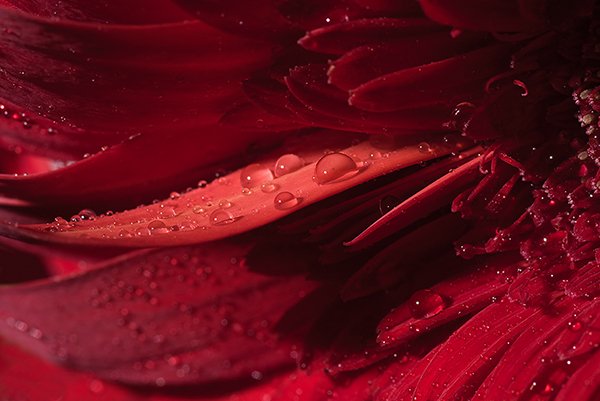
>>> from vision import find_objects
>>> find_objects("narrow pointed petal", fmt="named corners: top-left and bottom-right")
top-left (347, 153), bottom-right (482, 248)
top-left (12, 135), bottom-right (469, 246)
top-left (298, 18), bottom-right (441, 55)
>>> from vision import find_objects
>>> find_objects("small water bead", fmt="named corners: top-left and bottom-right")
top-left (379, 195), bottom-right (401, 215)
top-left (209, 209), bottom-right (240, 226)
top-left (169, 191), bottom-right (181, 200)
top-left (240, 163), bottom-right (274, 188)
top-left (70, 208), bottom-right (96, 222)
top-left (148, 220), bottom-right (169, 234)
top-left (418, 142), bottom-right (432, 153)
top-left (192, 205), bottom-right (206, 214)
top-left (261, 181), bottom-right (279, 193)
top-left (274, 154), bottom-right (305, 177)
top-left (218, 199), bottom-right (232, 209)
top-left (408, 289), bottom-right (446, 319)
top-left (274, 192), bottom-right (302, 210)
top-left (158, 205), bottom-right (178, 219)
top-left (241, 188), bottom-right (252, 196)
top-left (314, 152), bottom-right (360, 184)
top-left (197, 180), bottom-right (208, 188)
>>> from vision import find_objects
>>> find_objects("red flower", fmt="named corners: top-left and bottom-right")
top-left (0, 1), bottom-right (598, 401)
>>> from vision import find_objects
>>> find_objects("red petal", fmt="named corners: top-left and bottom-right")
top-left (286, 64), bottom-right (452, 132)
top-left (14, 134), bottom-right (467, 246)
top-left (376, 253), bottom-right (521, 347)
top-left (0, 239), bottom-right (320, 385)
top-left (299, 18), bottom-right (441, 55)
top-left (329, 31), bottom-right (490, 91)
top-left (0, 126), bottom-right (279, 209)
top-left (347, 151), bottom-right (482, 248)
top-left (349, 44), bottom-right (513, 112)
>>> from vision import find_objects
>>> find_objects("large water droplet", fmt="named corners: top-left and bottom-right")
top-left (313, 152), bottom-right (359, 184)
top-left (274, 192), bottom-right (302, 210)
top-left (148, 220), bottom-right (169, 234)
top-left (209, 209), bottom-right (240, 226)
top-left (408, 289), bottom-right (446, 319)
top-left (240, 163), bottom-right (274, 188)
top-left (274, 154), bottom-right (304, 177)
top-left (448, 102), bottom-right (476, 132)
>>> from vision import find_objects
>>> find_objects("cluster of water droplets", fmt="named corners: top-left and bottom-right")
top-left (41, 145), bottom-right (380, 237)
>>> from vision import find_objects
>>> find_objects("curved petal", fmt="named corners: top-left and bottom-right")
top-left (0, 238), bottom-right (320, 385)
top-left (10, 134), bottom-right (471, 246)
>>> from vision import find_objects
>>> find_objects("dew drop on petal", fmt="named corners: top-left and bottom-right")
top-left (261, 181), bottom-right (279, 193)
top-left (274, 192), bottom-right (302, 210)
top-left (274, 154), bottom-right (305, 177)
top-left (314, 152), bottom-right (359, 184)
top-left (240, 163), bottom-right (274, 188)
top-left (418, 142), bottom-right (432, 153)
top-left (148, 220), bottom-right (169, 234)
top-left (408, 289), bottom-right (446, 319)
top-left (197, 180), bottom-right (208, 188)
top-left (192, 205), bottom-right (206, 214)
top-left (158, 205), bottom-right (178, 219)
top-left (218, 199), bottom-right (232, 208)
top-left (209, 209), bottom-right (240, 226)
top-left (379, 195), bottom-right (401, 215)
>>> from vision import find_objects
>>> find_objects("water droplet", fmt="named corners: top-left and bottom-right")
top-left (192, 205), bottom-right (206, 214)
top-left (274, 192), bottom-right (302, 210)
top-left (418, 142), bottom-right (432, 153)
top-left (89, 380), bottom-right (105, 394)
top-left (408, 289), bottom-right (446, 319)
top-left (568, 320), bottom-right (582, 331)
top-left (118, 229), bottom-right (132, 237)
top-left (148, 220), bottom-right (169, 234)
top-left (240, 163), bottom-right (274, 188)
top-left (70, 208), bottom-right (96, 222)
top-left (197, 180), bottom-right (208, 188)
top-left (158, 205), bottom-right (178, 219)
top-left (241, 188), bottom-right (252, 196)
top-left (218, 199), bottom-right (232, 208)
top-left (169, 191), bottom-right (180, 200)
top-left (448, 102), bottom-right (476, 132)
top-left (379, 195), bottom-right (401, 215)
top-left (261, 181), bottom-right (279, 193)
top-left (313, 152), bottom-right (359, 184)
top-left (209, 209), bottom-right (241, 226)
top-left (274, 154), bottom-right (305, 177)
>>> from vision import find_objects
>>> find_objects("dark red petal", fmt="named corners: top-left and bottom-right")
top-left (555, 349), bottom-right (600, 401)
top-left (349, 44), bottom-right (513, 112)
top-left (347, 151), bottom-right (482, 248)
top-left (328, 31), bottom-right (490, 91)
top-left (0, 7), bottom-right (273, 135)
top-left (418, 0), bottom-right (544, 32)
top-left (298, 18), bottom-right (441, 55)
top-left (0, 341), bottom-right (144, 401)
top-left (286, 64), bottom-right (452, 131)
top-left (7, 0), bottom-right (190, 23)
top-left (0, 126), bottom-right (279, 209)
top-left (398, 300), bottom-right (538, 401)
top-left (0, 239), bottom-right (320, 385)
top-left (376, 253), bottom-right (521, 347)
top-left (472, 298), bottom-right (586, 401)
